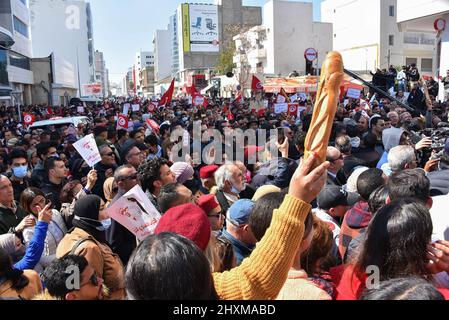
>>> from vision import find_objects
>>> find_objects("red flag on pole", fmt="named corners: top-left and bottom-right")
top-left (158, 78), bottom-right (175, 106)
top-left (251, 75), bottom-right (264, 91)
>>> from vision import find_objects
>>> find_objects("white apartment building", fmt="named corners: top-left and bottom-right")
top-left (134, 51), bottom-right (154, 96)
top-left (0, 0), bottom-right (34, 106)
top-left (153, 29), bottom-right (172, 83)
top-left (233, 0), bottom-right (332, 93)
top-left (396, 0), bottom-right (449, 100)
top-left (30, 0), bottom-right (95, 97)
top-left (321, 0), bottom-right (437, 76)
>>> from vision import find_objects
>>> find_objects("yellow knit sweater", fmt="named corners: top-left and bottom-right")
top-left (213, 194), bottom-right (311, 300)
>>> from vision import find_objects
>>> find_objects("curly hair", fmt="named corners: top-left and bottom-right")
top-left (138, 157), bottom-right (169, 193)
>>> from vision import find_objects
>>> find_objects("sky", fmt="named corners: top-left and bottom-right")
top-left (87, 0), bottom-right (323, 85)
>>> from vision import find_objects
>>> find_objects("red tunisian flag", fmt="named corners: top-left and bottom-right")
top-left (251, 75), bottom-right (264, 91)
top-left (158, 78), bottom-right (175, 106)
top-left (287, 103), bottom-right (299, 117)
top-left (116, 114), bottom-right (129, 129)
top-left (23, 113), bottom-right (35, 125)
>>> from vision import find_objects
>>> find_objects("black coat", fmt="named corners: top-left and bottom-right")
top-left (40, 179), bottom-right (64, 211)
top-left (428, 170), bottom-right (449, 196)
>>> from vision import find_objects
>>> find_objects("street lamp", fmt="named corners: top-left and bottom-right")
top-left (76, 38), bottom-right (93, 98)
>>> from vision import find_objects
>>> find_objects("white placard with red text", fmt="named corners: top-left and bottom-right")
top-left (72, 134), bottom-right (101, 167)
top-left (107, 185), bottom-right (161, 241)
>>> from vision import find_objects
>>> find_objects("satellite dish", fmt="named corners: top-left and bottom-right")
top-left (226, 72), bottom-right (234, 78)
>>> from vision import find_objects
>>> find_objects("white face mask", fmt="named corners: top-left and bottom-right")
top-left (350, 137), bottom-right (361, 148)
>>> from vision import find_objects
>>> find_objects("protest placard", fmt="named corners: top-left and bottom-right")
top-left (132, 104), bottom-right (140, 112)
top-left (107, 185), bottom-right (161, 241)
top-left (77, 106), bottom-right (84, 113)
top-left (123, 103), bottom-right (130, 115)
top-left (72, 134), bottom-right (101, 167)
top-left (274, 103), bottom-right (288, 114)
top-left (347, 88), bottom-right (361, 99)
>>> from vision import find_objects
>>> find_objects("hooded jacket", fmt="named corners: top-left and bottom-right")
top-left (376, 127), bottom-right (404, 169)
top-left (252, 158), bottom-right (298, 189)
top-left (338, 201), bottom-right (371, 261)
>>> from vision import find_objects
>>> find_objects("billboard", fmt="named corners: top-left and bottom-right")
top-left (81, 83), bottom-right (102, 97)
top-left (182, 4), bottom-right (219, 52)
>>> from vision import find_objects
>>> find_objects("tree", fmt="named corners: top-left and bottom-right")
top-left (216, 43), bottom-right (236, 76)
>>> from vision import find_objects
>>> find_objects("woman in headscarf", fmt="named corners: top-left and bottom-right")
top-left (56, 195), bottom-right (125, 300)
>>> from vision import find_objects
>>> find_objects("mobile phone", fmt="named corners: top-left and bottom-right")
top-left (277, 128), bottom-right (285, 145)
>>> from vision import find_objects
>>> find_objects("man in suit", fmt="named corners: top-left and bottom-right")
top-left (326, 147), bottom-right (347, 186)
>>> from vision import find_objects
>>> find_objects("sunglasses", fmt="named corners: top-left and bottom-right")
top-left (102, 152), bottom-right (115, 157)
top-left (119, 173), bottom-right (139, 181)
top-left (208, 212), bottom-right (224, 219)
top-left (81, 270), bottom-right (99, 287)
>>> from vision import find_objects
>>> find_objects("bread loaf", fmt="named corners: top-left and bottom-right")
top-left (304, 51), bottom-right (344, 165)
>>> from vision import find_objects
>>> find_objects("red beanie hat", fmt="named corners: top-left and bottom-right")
top-left (197, 194), bottom-right (220, 215)
top-left (154, 203), bottom-right (211, 251)
top-left (200, 165), bottom-right (219, 179)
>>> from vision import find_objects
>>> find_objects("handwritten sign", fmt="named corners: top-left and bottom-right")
top-left (347, 88), bottom-right (361, 99)
top-left (107, 185), bottom-right (161, 241)
top-left (132, 104), bottom-right (140, 112)
top-left (77, 106), bottom-right (84, 113)
top-left (72, 134), bottom-right (101, 167)
top-left (274, 103), bottom-right (288, 114)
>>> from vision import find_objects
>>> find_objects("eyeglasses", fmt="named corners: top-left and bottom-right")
top-left (119, 173), bottom-right (139, 181)
top-left (208, 213), bottom-right (224, 219)
top-left (80, 270), bottom-right (99, 287)
top-left (102, 152), bottom-right (115, 157)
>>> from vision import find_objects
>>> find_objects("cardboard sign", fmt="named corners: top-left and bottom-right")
top-left (107, 185), bottom-right (161, 241)
top-left (132, 104), bottom-right (140, 112)
top-left (123, 103), bottom-right (130, 115)
top-left (72, 134), bottom-right (101, 167)
top-left (274, 103), bottom-right (288, 114)
top-left (347, 88), bottom-right (361, 99)
top-left (77, 106), bottom-right (85, 113)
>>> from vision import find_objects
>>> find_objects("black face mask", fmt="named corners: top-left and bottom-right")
top-left (183, 179), bottom-right (199, 193)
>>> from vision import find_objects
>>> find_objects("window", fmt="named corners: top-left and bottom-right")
top-left (9, 51), bottom-right (30, 70)
top-left (0, 49), bottom-right (9, 87)
top-left (146, 56), bottom-right (150, 58)
top-left (389, 35), bottom-right (394, 46)
top-left (389, 5), bottom-right (395, 17)
top-left (406, 58), bottom-right (418, 67)
top-left (13, 16), bottom-right (28, 38)
top-left (421, 58), bottom-right (433, 72)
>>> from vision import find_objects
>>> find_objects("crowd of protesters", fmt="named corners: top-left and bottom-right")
top-left (0, 67), bottom-right (449, 301)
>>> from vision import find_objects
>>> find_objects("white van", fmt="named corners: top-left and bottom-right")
top-left (28, 116), bottom-right (90, 130)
